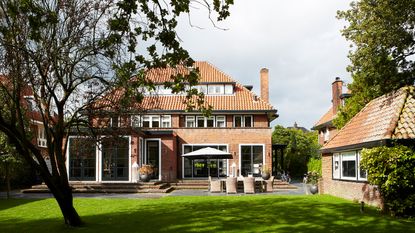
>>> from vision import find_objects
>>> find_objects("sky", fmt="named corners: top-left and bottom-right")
top-left (176, 0), bottom-right (354, 129)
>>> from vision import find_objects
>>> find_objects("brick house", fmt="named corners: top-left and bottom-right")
top-left (66, 62), bottom-right (278, 182)
top-left (318, 86), bottom-right (415, 207)
top-left (312, 77), bottom-right (350, 145)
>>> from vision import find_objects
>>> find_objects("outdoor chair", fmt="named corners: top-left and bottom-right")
top-left (226, 177), bottom-right (237, 194)
top-left (264, 176), bottom-right (275, 192)
top-left (209, 176), bottom-right (222, 193)
top-left (243, 176), bottom-right (255, 194)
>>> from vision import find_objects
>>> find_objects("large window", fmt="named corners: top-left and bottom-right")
top-left (185, 115), bottom-right (226, 128)
top-left (240, 145), bottom-right (264, 177)
top-left (183, 145), bottom-right (228, 178)
top-left (234, 115), bottom-right (253, 127)
top-left (131, 115), bottom-right (171, 128)
top-left (68, 137), bottom-right (96, 181)
top-left (332, 151), bottom-right (367, 181)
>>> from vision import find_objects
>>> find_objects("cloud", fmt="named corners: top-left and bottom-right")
top-left (176, 0), bottom-right (354, 129)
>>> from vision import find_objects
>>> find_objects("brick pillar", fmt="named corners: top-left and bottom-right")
top-left (332, 77), bottom-right (343, 114)
top-left (260, 68), bottom-right (269, 103)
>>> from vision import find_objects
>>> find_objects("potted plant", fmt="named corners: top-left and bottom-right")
top-left (306, 171), bottom-right (320, 194)
top-left (261, 165), bottom-right (271, 180)
top-left (139, 164), bottom-right (154, 182)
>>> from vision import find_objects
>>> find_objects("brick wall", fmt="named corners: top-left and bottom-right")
top-left (321, 153), bottom-right (383, 208)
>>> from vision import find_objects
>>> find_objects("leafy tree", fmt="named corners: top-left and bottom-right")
top-left (0, 133), bottom-right (21, 199)
top-left (361, 145), bottom-right (415, 217)
top-left (334, 0), bottom-right (415, 128)
top-left (0, 0), bottom-right (233, 227)
top-left (272, 125), bottom-right (320, 178)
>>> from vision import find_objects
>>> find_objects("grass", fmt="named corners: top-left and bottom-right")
top-left (0, 195), bottom-right (414, 233)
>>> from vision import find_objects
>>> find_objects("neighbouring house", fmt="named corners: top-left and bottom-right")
top-left (312, 77), bottom-right (351, 145)
top-left (66, 62), bottom-right (278, 183)
top-left (287, 122), bottom-right (309, 133)
top-left (319, 86), bottom-right (415, 207)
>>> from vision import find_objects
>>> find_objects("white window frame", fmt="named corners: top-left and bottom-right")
top-left (110, 116), bottom-right (120, 128)
top-left (357, 151), bottom-right (367, 181)
top-left (239, 144), bottom-right (266, 177)
top-left (196, 116), bottom-right (205, 127)
top-left (332, 150), bottom-right (367, 182)
top-left (131, 115), bottom-right (142, 127)
top-left (208, 85), bottom-right (224, 95)
top-left (224, 85), bottom-right (233, 95)
top-left (332, 153), bottom-right (340, 179)
top-left (324, 128), bottom-right (330, 141)
top-left (185, 116), bottom-right (195, 127)
top-left (233, 115), bottom-right (253, 127)
top-left (216, 116), bottom-right (226, 128)
top-left (37, 125), bottom-right (47, 148)
top-left (181, 143), bottom-right (229, 178)
top-left (161, 115), bottom-right (171, 128)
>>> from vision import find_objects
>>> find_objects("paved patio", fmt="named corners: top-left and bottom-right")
top-left (0, 182), bottom-right (309, 199)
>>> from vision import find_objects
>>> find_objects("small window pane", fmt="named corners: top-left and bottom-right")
top-left (224, 85), bottom-right (233, 94)
top-left (186, 116), bottom-right (195, 127)
top-left (234, 116), bottom-right (242, 127)
top-left (206, 117), bottom-right (214, 127)
top-left (333, 154), bottom-right (340, 179)
top-left (216, 116), bottom-right (226, 128)
top-left (244, 116), bottom-right (252, 127)
top-left (152, 116), bottom-right (160, 128)
top-left (161, 115), bottom-right (171, 128)
top-left (342, 160), bottom-right (356, 178)
top-left (197, 116), bottom-right (205, 128)
top-left (143, 116), bottom-right (150, 127)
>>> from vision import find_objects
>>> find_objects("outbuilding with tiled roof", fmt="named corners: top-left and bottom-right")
top-left (319, 86), bottom-right (415, 208)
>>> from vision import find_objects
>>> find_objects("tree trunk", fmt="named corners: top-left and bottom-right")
top-left (5, 162), bottom-right (10, 199)
top-left (48, 181), bottom-right (83, 227)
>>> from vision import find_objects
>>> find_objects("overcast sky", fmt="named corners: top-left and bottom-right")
top-left (176, 0), bottom-right (353, 129)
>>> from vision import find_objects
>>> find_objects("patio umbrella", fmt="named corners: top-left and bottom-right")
top-left (182, 147), bottom-right (232, 178)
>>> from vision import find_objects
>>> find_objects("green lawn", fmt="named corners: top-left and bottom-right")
top-left (0, 195), bottom-right (414, 233)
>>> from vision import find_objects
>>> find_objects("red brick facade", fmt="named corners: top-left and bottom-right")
top-left (320, 154), bottom-right (383, 207)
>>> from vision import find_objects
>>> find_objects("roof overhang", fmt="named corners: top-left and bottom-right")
top-left (320, 139), bottom-right (391, 154)
top-left (311, 120), bottom-right (333, 130)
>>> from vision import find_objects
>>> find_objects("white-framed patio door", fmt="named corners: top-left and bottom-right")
top-left (144, 139), bottom-right (161, 180)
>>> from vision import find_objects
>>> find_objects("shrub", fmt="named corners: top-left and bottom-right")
top-left (361, 145), bottom-right (415, 217)
top-left (307, 157), bottom-right (322, 176)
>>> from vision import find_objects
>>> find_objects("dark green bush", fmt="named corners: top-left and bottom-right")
top-left (361, 145), bottom-right (415, 217)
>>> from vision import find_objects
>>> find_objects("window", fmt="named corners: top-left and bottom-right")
top-left (137, 115), bottom-right (168, 128)
top-left (131, 115), bottom-right (142, 127)
top-left (196, 116), bottom-right (205, 128)
top-left (224, 85), bottom-right (233, 95)
top-left (196, 85), bottom-right (207, 94)
top-left (332, 151), bottom-right (367, 181)
top-left (186, 116), bottom-right (195, 127)
top-left (208, 85), bottom-right (224, 95)
top-left (342, 153), bottom-right (356, 179)
top-left (110, 116), bottom-right (119, 128)
top-left (234, 115), bottom-right (253, 127)
top-left (240, 145), bottom-right (264, 177)
top-left (206, 117), bottom-right (214, 127)
top-left (161, 115), bottom-right (171, 128)
top-left (216, 116), bottom-right (226, 128)
top-left (37, 125), bottom-right (47, 148)
top-left (324, 128), bottom-right (330, 142)
top-left (183, 144), bottom-right (228, 178)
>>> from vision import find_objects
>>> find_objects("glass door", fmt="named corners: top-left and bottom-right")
top-left (146, 140), bottom-right (160, 179)
top-left (102, 137), bottom-right (129, 181)
top-left (69, 138), bottom-right (96, 181)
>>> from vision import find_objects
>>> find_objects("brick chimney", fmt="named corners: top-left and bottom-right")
top-left (332, 77), bottom-right (343, 114)
top-left (260, 68), bottom-right (269, 102)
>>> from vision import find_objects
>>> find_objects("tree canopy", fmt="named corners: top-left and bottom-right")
top-left (0, 0), bottom-right (233, 227)
top-left (272, 125), bottom-right (320, 178)
top-left (334, 0), bottom-right (415, 128)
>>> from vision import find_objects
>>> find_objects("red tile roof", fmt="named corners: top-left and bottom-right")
top-left (322, 87), bottom-right (415, 151)
top-left (313, 107), bottom-right (335, 129)
top-left (97, 61), bottom-right (276, 113)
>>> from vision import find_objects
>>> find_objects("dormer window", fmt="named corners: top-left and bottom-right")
top-left (208, 85), bottom-right (224, 95)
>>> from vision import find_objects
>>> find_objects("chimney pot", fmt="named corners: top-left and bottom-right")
top-left (332, 77), bottom-right (343, 114)
top-left (260, 68), bottom-right (269, 103)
